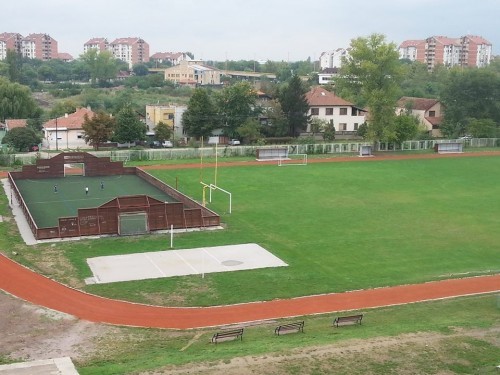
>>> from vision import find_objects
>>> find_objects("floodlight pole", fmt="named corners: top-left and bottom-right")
top-left (170, 224), bottom-right (173, 248)
top-left (55, 117), bottom-right (58, 151)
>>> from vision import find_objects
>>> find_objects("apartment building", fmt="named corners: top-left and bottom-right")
top-left (319, 48), bottom-right (350, 70)
top-left (399, 35), bottom-right (492, 70)
top-left (145, 104), bottom-right (186, 141)
top-left (83, 37), bottom-right (109, 53)
top-left (0, 32), bottom-right (23, 59)
top-left (21, 33), bottom-right (58, 61)
top-left (460, 35), bottom-right (492, 68)
top-left (109, 37), bottom-right (149, 68)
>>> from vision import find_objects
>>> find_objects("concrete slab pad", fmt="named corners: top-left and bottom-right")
top-left (0, 357), bottom-right (79, 375)
top-left (86, 243), bottom-right (288, 284)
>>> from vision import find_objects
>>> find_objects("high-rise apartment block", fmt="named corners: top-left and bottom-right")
top-left (399, 35), bottom-right (492, 70)
top-left (83, 37), bottom-right (149, 68)
top-left (1, 32), bottom-right (58, 61)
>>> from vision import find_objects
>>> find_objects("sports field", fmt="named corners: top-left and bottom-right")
top-left (14, 174), bottom-right (178, 228)
top-left (70, 155), bottom-right (500, 307)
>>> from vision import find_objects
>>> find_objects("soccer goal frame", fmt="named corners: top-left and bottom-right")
top-left (64, 163), bottom-right (85, 176)
top-left (118, 212), bottom-right (149, 235)
top-left (278, 153), bottom-right (308, 166)
top-left (200, 182), bottom-right (232, 214)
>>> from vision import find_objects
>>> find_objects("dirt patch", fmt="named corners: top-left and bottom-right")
top-left (0, 291), bottom-right (109, 363)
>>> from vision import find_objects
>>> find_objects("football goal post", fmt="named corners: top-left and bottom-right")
top-left (278, 153), bottom-right (308, 166)
top-left (119, 212), bottom-right (148, 235)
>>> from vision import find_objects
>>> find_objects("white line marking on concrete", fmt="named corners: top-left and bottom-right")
top-left (144, 253), bottom-right (166, 277)
top-left (174, 250), bottom-right (199, 274)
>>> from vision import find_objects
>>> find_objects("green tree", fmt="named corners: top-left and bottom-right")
top-left (309, 118), bottom-right (328, 134)
top-left (1, 127), bottom-right (41, 152)
top-left (323, 121), bottom-right (336, 141)
top-left (80, 49), bottom-right (119, 86)
top-left (237, 118), bottom-right (262, 144)
top-left (261, 100), bottom-right (287, 137)
top-left (113, 105), bottom-right (146, 144)
top-left (182, 88), bottom-right (217, 138)
top-left (335, 33), bottom-right (403, 142)
top-left (440, 68), bottom-right (500, 138)
top-left (5, 49), bottom-right (21, 83)
top-left (278, 75), bottom-right (310, 137)
top-left (0, 77), bottom-right (41, 121)
top-left (49, 100), bottom-right (78, 118)
top-left (215, 81), bottom-right (258, 139)
top-left (82, 111), bottom-right (116, 150)
top-left (154, 121), bottom-right (172, 143)
top-left (393, 114), bottom-right (420, 143)
top-left (468, 118), bottom-right (498, 138)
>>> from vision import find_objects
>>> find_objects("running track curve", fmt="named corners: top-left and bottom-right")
top-left (1, 151), bottom-right (500, 329)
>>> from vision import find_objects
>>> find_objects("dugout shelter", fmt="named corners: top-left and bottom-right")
top-left (8, 152), bottom-right (220, 240)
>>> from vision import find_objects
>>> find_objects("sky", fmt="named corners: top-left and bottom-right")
top-left (3, 0), bottom-right (499, 62)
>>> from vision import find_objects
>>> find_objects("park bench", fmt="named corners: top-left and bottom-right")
top-left (274, 321), bottom-right (305, 336)
top-left (333, 314), bottom-right (363, 327)
top-left (211, 328), bottom-right (244, 344)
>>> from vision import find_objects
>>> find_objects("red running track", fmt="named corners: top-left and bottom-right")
top-left (1, 255), bottom-right (499, 329)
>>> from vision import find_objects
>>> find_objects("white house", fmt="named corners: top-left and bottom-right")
top-left (396, 97), bottom-right (443, 137)
top-left (305, 86), bottom-right (366, 138)
top-left (43, 107), bottom-right (95, 150)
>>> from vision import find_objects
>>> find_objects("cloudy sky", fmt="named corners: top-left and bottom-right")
top-left (4, 0), bottom-right (499, 61)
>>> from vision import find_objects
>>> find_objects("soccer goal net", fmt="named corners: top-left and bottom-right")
top-left (278, 153), bottom-right (308, 166)
top-left (64, 163), bottom-right (85, 176)
top-left (119, 212), bottom-right (148, 235)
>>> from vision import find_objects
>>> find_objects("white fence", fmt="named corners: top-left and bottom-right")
top-left (3, 138), bottom-right (499, 166)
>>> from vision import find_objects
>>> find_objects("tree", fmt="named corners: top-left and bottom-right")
top-left (80, 49), bottom-right (119, 86)
top-left (393, 114), bottom-right (420, 144)
top-left (323, 121), bottom-right (336, 141)
top-left (278, 75), bottom-right (310, 137)
top-left (1, 127), bottom-right (41, 152)
top-left (154, 121), bottom-right (172, 143)
top-left (237, 118), bottom-right (262, 144)
top-left (215, 81), bottom-right (258, 139)
top-left (440, 68), bottom-right (500, 138)
top-left (82, 111), bottom-right (116, 150)
top-left (113, 105), bottom-right (146, 144)
top-left (261, 100), bottom-right (287, 137)
top-left (335, 34), bottom-right (403, 142)
top-left (132, 64), bottom-right (149, 76)
top-left (0, 77), bottom-right (41, 121)
top-left (468, 118), bottom-right (498, 138)
top-left (182, 88), bottom-right (217, 139)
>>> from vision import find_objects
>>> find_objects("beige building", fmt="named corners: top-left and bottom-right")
top-left (163, 60), bottom-right (221, 86)
top-left (396, 97), bottom-right (443, 137)
top-left (145, 104), bottom-right (187, 141)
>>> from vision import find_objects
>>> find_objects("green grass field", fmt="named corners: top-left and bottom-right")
top-left (35, 155), bottom-right (498, 307)
top-left (14, 174), bottom-right (178, 228)
top-left (2, 154), bottom-right (499, 374)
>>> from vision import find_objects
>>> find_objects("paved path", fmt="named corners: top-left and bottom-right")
top-left (1, 255), bottom-right (499, 329)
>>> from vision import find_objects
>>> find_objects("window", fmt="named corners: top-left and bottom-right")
top-left (354, 123), bottom-right (359, 130)
top-left (339, 108), bottom-right (348, 115)
top-left (311, 108), bottom-right (319, 115)
top-left (339, 123), bottom-right (347, 131)
top-left (428, 110), bottom-right (436, 117)
top-left (352, 108), bottom-right (358, 116)
top-left (326, 108), bottom-right (333, 115)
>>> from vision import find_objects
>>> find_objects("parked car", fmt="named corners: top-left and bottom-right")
top-left (150, 140), bottom-right (174, 148)
top-left (228, 139), bottom-right (241, 146)
top-left (162, 140), bottom-right (173, 148)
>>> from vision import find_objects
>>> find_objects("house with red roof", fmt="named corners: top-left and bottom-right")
top-left (305, 86), bottom-right (366, 138)
top-left (42, 107), bottom-right (95, 150)
top-left (396, 97), bottom-right (443, 137)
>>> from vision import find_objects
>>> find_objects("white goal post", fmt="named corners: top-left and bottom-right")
top-left (200, 182), bottom-right (232, 214)
top-left (278, 153), bottom-right (308, 166)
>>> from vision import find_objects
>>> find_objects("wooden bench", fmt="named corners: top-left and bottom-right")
top-left (333, 314), bottom-right (363, 327)
top-left (211, 328), bottom-right (244, 344)
top-left (274, 321), bottom-right (305, 336)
